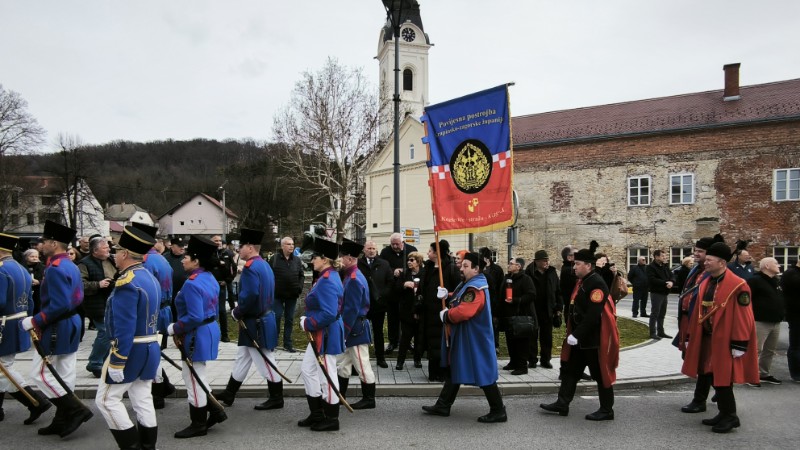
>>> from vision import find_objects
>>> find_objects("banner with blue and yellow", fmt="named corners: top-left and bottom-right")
top-left (421, 84), bottom-right (514, 234)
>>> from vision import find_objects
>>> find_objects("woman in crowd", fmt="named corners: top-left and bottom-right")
top-left (396, 251), bottom-right (425, 370)
top-left (420, 240), bottom-right (461, 382)
top-left (23, 248), bottom-right (45, 314)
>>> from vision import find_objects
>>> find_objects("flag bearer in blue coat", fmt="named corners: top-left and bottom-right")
top-left (22, 220), bottom-right (93, 438)
top-left (94, 226), bottom-right (161, 450)
top-left (0, 233), bottom-right (52, 424)
top-left (422, 252), bottom-right (507, 423)
top-left (298, 237), bottom-right (345, 432)
top-left (167, 235), bottom-right (223, 439)
top-left (131, 222), bottom-right (176, 410)
top-left (214, 228), bottom-right (283, 410)
top-left (336, 238), bottom-right (376, 410)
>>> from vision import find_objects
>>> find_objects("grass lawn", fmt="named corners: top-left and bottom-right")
top-left (224, 287), bottom-right (651, 357)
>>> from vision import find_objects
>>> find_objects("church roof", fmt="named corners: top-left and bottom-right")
top-left (381, 0), bottom-right (430, 44)
top-left (512, 78), bottom-right (800, 147)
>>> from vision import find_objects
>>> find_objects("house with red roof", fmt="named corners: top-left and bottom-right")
top-left (157, 192), bottom-right (239, 239)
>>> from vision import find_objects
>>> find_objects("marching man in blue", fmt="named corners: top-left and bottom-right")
top-left (167, 235), bottom-right (223, 439)
top-left (95, 226), bottom-right (161, 450)
top-left (422, 252), bottom-right (507, 423)
top-left (0, 233), bottom-right (51, 424)
top-left (298, 237), bottom-right (345, 432)
top-left (214, 228), bottom-right (283, 410)
top-left (131, 222), bottom-right (176, 410)
top-left (22, 220), bottom-right (93, 438)
top-left (336, 239), bottom-right (376, 410)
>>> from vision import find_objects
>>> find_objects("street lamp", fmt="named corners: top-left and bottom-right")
top-left (382, 0), bottom-right (410, 234)
top-left (218, 180), bottom-right (228, 243)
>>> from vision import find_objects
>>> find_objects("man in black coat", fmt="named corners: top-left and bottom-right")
top-left (505, 257), bottom-right (536, 374)
top-left (379, 233), bottom-right (418, 353)
top-left (480, 247), bottom-right (505, 352)
top-left (358, 240), bottom-right (394, 368)
top-left (211, 235), bottom-right (236, 342)
top-left (559, 245), bottom-right (577, 305)
top-left (526, 250), bottom-right (561, 369)
top-left (627, 256), bottom-right (649, 318)
top-left (269, 236), bottom-right (305, 352)
top-left (163, 236), bottom-right (188, 321)
top-left (781, 258), bottom-right (800, 382)
top-left (646, 249), bottom-right (674, 340)
top-left (747, 257), bottom-right (784, 385)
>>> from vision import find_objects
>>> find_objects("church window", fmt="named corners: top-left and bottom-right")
top-left (403, 68), bottom-right (413, 91)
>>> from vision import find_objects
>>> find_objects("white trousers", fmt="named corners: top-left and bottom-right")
top-left (231, 346), bottom-right (280, 383)
top-left (337, 344), bottom-right (376, 384)
top-left (300, 344), bottom-right (339, 404)
top-left (182, 361), bottom-right (210, 407)
top-left (154, 362), bottom-right (165, 383)
top-left (0, 354), bottom-right (28, 392)
top-left (95, 378), bottom-right (157, 430)
top-left (29, 351), bottom-right (76, 398)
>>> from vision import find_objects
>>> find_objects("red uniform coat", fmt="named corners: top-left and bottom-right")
top-left (681, 270), bottom-right (759, 386)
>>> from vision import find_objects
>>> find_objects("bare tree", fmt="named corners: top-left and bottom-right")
top-left (52, 133), bottom-right (102, 234)
top-left (0, 84), bottom-right (46, 232)
top-left (272, 58), bottom-right (385, 242)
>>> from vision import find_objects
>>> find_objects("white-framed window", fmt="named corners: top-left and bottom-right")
top-left (628, 176), bottom-right (651, 206)
top-left (774, 168), bottom-right (800, 201)
top-left (670, 247), bottom-right (693, 269)
top-left (773, 246), bottom-right (799, 271)
top-left (670, 173), bottom-right (695, 204)
top-left (409, 144), bottom-right (415, 160)
top-left (627, 247), bottom-right (649, 274)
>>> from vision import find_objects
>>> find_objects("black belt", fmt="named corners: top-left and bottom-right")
top-left (50, 310), bottom-right (79, 324)
top-left (160, 301), bottom-right (171, 309)
top-left (201, 316), bottom-right (217, 325)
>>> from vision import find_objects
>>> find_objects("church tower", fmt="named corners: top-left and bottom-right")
top-left (377, 1), bottom-right (432, 139)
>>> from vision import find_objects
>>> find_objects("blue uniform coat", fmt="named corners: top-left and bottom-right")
top-left (441, 274), bottom-right (498, 387)
top-left (31, 253), bottom-right (83, 355)
top-left (143, 249), bottom-right (173, 334)
top-left (233, 256), bottom-right (277, 350)
top-left (0, 256), bottom-right (33, 356)
top-left (105, 264), bottom-right (161, 383)
top-left (173, 269), bottom-right (220, 362)
top-left (304, 267), bottom-right (345, 355)
top-left (340, 265), bottom-right (371, 348)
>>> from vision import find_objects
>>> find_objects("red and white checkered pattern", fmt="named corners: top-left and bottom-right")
top-left (431, 164), bottom-right (450, 180)
top-left (492, 150), bottom-right (512, 168)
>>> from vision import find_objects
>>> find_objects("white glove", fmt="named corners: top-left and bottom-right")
top-left (436, 287), bottom-right (449, 299)
top-left (167, 323), bottom-right (175, 336)
top-left (300, 316), bottom-right (307, 331)
top-left (731, 349), bottom-right (745, 358)
top-left (21, 317), bottom-right (35, 331)
top-left (567, 334), bottom-right (578, 346)
top-left (439, 308), bottom-right (449, 323)
top-left (231, 308), bottom-right (240, 321)
top-left (108, 367), bottom-right (125, 383)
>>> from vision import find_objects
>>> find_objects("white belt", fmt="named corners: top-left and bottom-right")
top-left (1, 311), bottom-right (27, 321)
top-left (133, 334), bottom-right (160, 344)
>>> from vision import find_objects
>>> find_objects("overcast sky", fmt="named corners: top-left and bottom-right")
top-left (2, 0), bottom-right (799, 148)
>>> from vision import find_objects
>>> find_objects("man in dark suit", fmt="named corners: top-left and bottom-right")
top-left (379, 233), bottom-right (418, 354)
top-left (358, 241), bottom-right (394, 368)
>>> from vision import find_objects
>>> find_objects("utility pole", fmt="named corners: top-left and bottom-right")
top-left (218, 180), bottom-right (228, 243)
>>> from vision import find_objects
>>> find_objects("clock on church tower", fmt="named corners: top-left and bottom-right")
top-left (401, 27), bottom-right (416, 42)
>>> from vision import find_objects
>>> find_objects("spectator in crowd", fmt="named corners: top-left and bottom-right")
top-left (269, 236), bottom-right (305, 353)
top-left (23, 248), bottom-right (45, 315)
top-left (210, 235), bottom-right (236, 343)
top-left (420, 240), bottom-right (460, 382)
top-left (163, 236), bottom-right (188, 321)
top-left (357, 240), bottom-right (393, 368)
top-left (594, 253), bottom-right (615, 289)
top-left (559, 245), bottom-right (577, 305)
top-left (379, 233), bottom-right (417, 354)
top-left (747, 257), bottom-right (785, 385)
top-left (505, 257), bottom-right (536, 374)
top-left (77, 235), bottom-right (91, 260)
top-left (628, 256), bottom-right (649, 318)
top-left (781, 258), bottom-right (800, 382)
top-left (526, 250), bottom-right (561, 369)
top-left (646, 249), bottom-right (674, 340)
top-left (67, 246), bottom-right (79, 261)
top-left (728, 249), bottom-right (755, 280)
top-left (479, 247), bottom-right (504, 353)
top-left (674, 256), bottom-right (694, 293)
top-left (396, 251), bottom-right (425, 370)
top-left (78, 236), bottom-right (117, 378)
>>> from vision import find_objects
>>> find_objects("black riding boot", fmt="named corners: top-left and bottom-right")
top-left (351, 382), bottom-right (376, 410)
top-left (174, 404), bottom-right (208, 439)
top-left (255, 381), bottom-right (285, 410)
top-left (422, 380), bottom-right (460, 416)
top-left (478, 383), bottom-right (507, 423)
top-left (110, 426), bottom-right (140, 449)
top-left (214, 376), bottom-right (242, 407)
top-left (540, 374), bottom-right (577, 416)
top-left (586, 386), bottom-right (615, 421)
top-left (311, 401), bottom-right (340, 432)
top-left (58, 395), bottom-right (94, 438)
top-left (337, 376), bottom-right (350, 398)
top-left (206, 402), bottom-right (228, 429)
top-left (0, 393), bottom-right (4, 421)
top-left (708, 386), bottom-right (740, 433)
top-left (138, 422), bottom-right (158, 450)
top-left (151, 369), bottom-right (176, 410)
top-left (682, 373), bottom-right (711, 413)
top-left (10, 387), bottom-right (53, 425)
top-left (38, 398), bottom-right (68, 435)
top-left (298, 396), bottom-right (325, 427)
